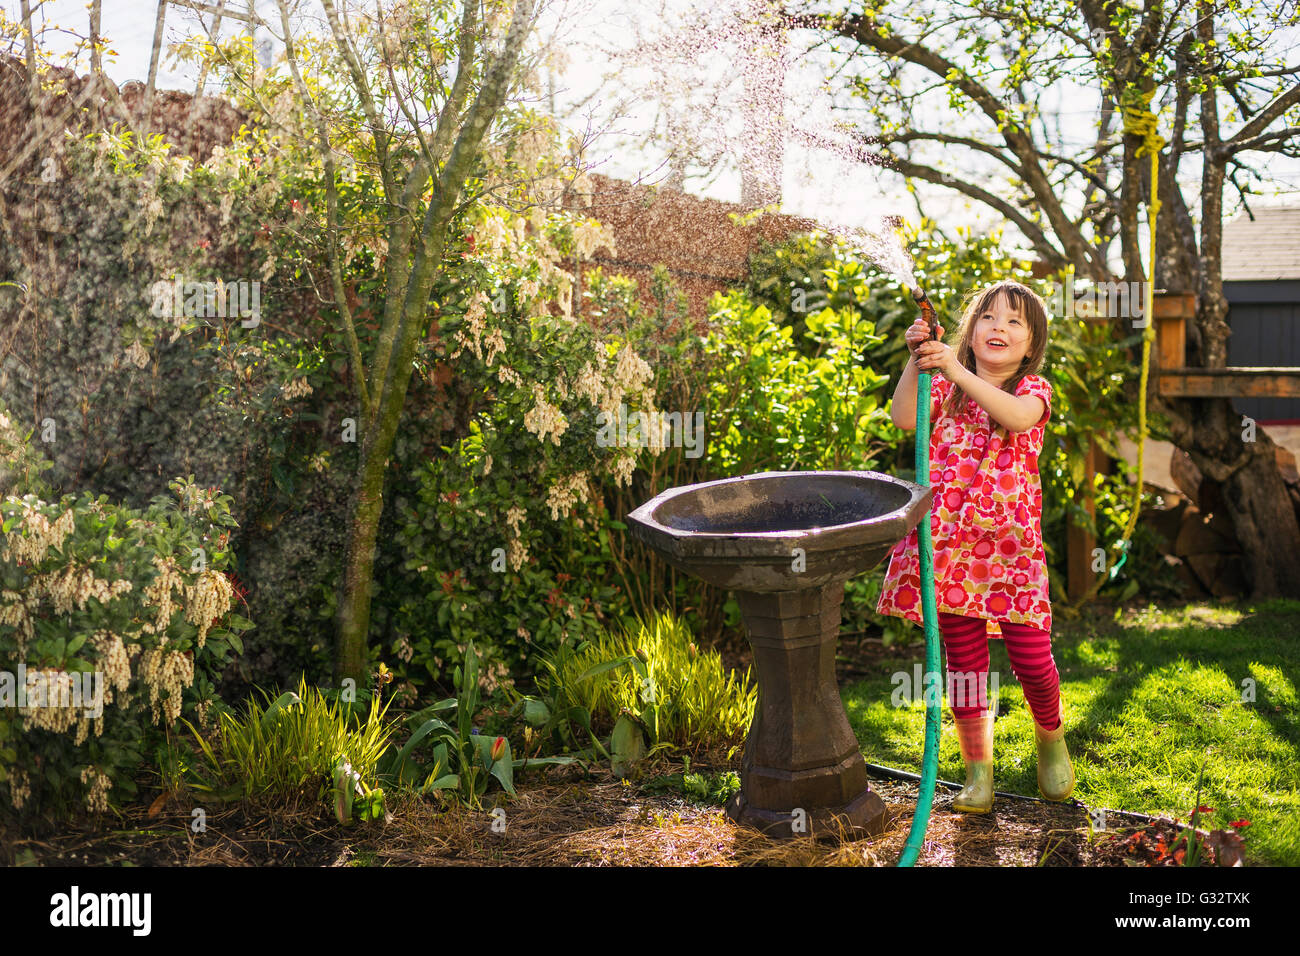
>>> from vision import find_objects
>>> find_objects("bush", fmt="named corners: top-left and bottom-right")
top-left (536, 611), bottom-right (756, 757)
top-left (0, 454), bottom-right (248, 816)
top-left (180, 676), bottom-right (397, 818)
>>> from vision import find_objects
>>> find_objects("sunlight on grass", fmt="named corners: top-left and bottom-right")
top-left (841, 600), bottom-right (1300, 865)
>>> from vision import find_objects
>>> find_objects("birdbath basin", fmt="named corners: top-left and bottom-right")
top-left (626, 470), bottom-right (932, 840)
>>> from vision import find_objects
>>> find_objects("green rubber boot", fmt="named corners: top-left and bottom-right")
top-left (1033, 702), bottom-right (1076, 801)
top-left (951, 712), bottom-right (995, 813)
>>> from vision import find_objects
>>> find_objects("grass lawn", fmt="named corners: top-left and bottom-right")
top-left (840, 598), bottom-right (1300, 866)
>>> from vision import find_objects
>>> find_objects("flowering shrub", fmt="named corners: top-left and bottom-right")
top-left (0, 451), bottom-right (250, 816)
top-left (382, 202), bottom-right (666, 696)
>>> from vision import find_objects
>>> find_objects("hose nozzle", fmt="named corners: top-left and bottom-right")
top-left (911, 286), bottom-right (941, 342)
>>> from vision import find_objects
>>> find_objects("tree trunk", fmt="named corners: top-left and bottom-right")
top-left (335, 441), bottom-right (388, 684)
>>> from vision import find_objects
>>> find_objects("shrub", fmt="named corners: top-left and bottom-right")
top-left (536, 611), bottom-right (756, 756)
top-left (180, 676), bottom-right (397, 817)
top-left (0, 458), bottom-right (248, 816)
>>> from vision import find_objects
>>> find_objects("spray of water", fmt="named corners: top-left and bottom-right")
top-left (563, 0), bottom-right (920, 289)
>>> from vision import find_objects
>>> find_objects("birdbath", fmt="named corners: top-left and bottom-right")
top-left (626, 470), bottom-right (932, 840)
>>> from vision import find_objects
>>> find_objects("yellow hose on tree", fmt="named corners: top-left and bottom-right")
top-left (1073, 84), bottom-right (1165, 606)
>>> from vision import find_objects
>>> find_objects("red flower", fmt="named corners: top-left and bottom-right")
top-left (1229, 819), bottom-right (1252, 829)
top-left (1195, 805), bottom-right (1215, 815)
top-left (489, 735), bottom-right (506, 762)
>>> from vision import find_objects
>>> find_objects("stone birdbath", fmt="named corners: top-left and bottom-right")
top-left (626, 470), bottom-right (932, 840)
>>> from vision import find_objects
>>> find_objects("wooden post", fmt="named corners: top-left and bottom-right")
top-left (1067, 437), bottom-right (1101, 602)
top-left (1154, 293), bottom-right (1192, 371)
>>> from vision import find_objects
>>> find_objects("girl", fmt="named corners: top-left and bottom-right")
top-left (877, 279), bottom-right (1074, 814)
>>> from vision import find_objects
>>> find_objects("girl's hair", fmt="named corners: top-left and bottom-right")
top-left (939, 280), bottom-right (1050, 422)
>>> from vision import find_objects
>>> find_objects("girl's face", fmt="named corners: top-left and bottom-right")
top-left (971, 293), bottom-right (1032, 384)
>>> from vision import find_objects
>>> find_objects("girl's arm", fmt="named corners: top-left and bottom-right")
top-left (889, 356), bottom-right (921, 431)
top-left (945, 363), bottom-right (1046, 433)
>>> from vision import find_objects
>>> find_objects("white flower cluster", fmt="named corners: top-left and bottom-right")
top-left (38, 564), bottom-right (132, 616)
top-left (573, 220), bottom-right (615, 259)
top-left (0, 589), bottom-right (34, 653)
top-left (546, 471), bottom-right (590, 521)
top-left (611, 453), bottom-right (637, 488)
top-left (94, 631), bottom-right (132, 707)
top-left (394, 635), bottom-right (414, 663)
top-left (185, 569), bottom-right (234, 647)
top-left (523, 384), bottom-right (567, 446)
top-left (17, 670), bottom-right (78, 735)
top-left (478, 659), bottom-right (514, 695)
top-left (483, 328), bottom-right (507, 367)
top-left (137, 641), bottom-right (195, 725)
top-left (177, 483), bottom-right (217, 514)
top-left (504, 505), bottom-right (528, 571)
top-left (2, 505), bottom-right (75, 565)
top-left (572, 361), bottom-right (604, 406)
top-left (8, 768), bottom-right (30, 810)
top-left (142, 555), bottom-right (184, 634)
top-left (477, 215), bottom-right (512, 256)
top-left (282, 377), bottom-right (313, 400)
top-left (613, 343), bottom-right (654, 394)
top-left (80, 765), bottom-right (112, 813)
top-left (452, 291), bottom-right (490, 361)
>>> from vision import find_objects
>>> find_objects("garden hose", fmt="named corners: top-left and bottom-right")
top-left (896, 287), bottom-right (942, 867)
top-left (1073, 85), bottom-right (1165, 606)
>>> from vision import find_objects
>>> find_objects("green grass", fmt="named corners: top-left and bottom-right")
top-left (841, 598), bottom-right (1300, 866)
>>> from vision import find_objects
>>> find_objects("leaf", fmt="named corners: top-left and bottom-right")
top-left (522, 699), bottom-right (551, 727)
top-left (422, 774), bottom-right (460, 793)
top-left (146, 791), bottom-right (169, 818)
top-left (260, 691), bottom-right (302, 731)
top-left (575, 656), bottom-right (635, 684)
top-left (610, 714), bottom-right (646, 778)
top-left (380, 717), bottom-right (453, 784)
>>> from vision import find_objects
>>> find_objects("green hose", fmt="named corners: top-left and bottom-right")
top-left (896, 363), bottom-right (942, 867)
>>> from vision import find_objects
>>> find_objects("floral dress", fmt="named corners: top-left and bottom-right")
top-left (875, 372), bottom-right (1054, 637)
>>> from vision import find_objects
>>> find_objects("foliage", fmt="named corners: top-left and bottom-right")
top-left (181, 676), bottom-right (396, 819)
top-left (0, 423), bottom-right (246, 816)
top-left (535, 612), bottom-right (756, 762)
top-left (642, 756), bottom-right (741, 806)
top-left (375, 640), bottom-right (543, 809)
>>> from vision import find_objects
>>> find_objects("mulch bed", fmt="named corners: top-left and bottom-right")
top-left (2, 758), bottom-right (1218, 867)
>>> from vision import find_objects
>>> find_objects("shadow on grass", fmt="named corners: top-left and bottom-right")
top-left (840, 598), bottom-right (1300, 865)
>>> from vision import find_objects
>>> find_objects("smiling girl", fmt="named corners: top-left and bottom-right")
top-left (876, 279), bottom-right (1075, 814)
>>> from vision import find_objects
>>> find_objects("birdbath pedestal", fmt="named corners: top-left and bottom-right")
top-left (626, 471), bottom-right (931, 841)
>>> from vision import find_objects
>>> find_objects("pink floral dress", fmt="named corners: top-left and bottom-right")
top-left (875, 372), bottom-right (1054, 637)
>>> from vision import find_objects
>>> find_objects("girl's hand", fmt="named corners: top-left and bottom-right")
top-left (916, 339), bottom-right (959, 377)
top-left (905, 316), bottom-right (942, 356)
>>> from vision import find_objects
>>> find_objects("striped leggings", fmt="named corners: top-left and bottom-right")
top-left (939, 611), bottom-right (1061, 731)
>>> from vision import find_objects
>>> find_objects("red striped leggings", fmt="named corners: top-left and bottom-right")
top-left (939, 611), bottom-right (1061, 731)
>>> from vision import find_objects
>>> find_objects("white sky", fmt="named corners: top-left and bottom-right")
top-left (6, 0), bottom-right (1300, 268)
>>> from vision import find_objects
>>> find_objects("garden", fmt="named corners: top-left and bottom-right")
top-left (1, 0), bottom-right (1298, 884)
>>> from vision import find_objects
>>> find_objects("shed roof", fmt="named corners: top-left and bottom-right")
top-left (1221, 205), bottom-right (1300, 281)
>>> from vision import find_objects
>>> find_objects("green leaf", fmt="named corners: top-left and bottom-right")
top-left (610, 714), bottom-right (646, 778)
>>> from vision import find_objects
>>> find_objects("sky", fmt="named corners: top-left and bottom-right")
top-left (5, 0), bottom-right (1299, 269)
